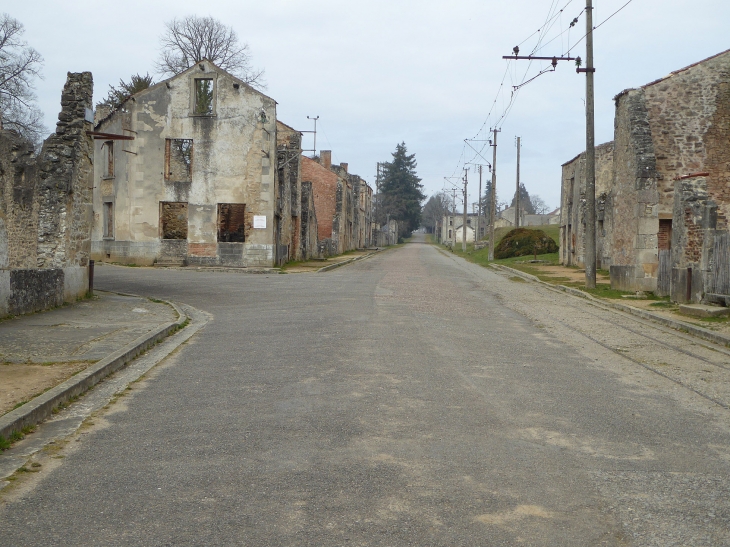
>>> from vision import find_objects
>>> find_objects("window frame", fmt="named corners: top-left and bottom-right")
top-left (192, 77), bottom-right (216, 116)
top-left (103, 201), bottom-right (114, 239)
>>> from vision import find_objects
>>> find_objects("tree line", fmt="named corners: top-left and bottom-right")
top-left (421, 182), bottom-right (551, 234)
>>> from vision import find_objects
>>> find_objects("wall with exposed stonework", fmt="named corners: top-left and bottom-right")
top-left (559, 142), bottom-right (614, 268)
top-left (560, 49), bottom-right (730, 297)
top-left (276, 121), bottom-right (302, 262)
top-left (300, 181), bottom-right (318, 259)
top-left (0, 72), bottom-right (94, 317)
top-left (609, 87), bottom-right (659, 292)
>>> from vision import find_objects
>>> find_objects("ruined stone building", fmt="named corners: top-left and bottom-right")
top-left (301, 150), bottom-right (373, 256)
top-left (91, 60), bottom-right (280, 267)
top-left (560, 142), bottom-right (615, 269)
top-left (0, 73), bottom-right (94, 317)
top-left (560, 49), bottom-right (730, 301)
top-left (276, 120), bottom-right (318, 261)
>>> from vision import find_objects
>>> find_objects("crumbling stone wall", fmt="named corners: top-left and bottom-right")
top-left (670, 176), bottom-right (715, 303)
top-left (276, 121), bottom-right (302, 262)
top-left (0, 72), bottom-right (94, 317)
top-left (300, 181), bottom-right (318, 259)
top-left (560, 50), bottom-right (730, 296)
top-left (302, 154), bottom-right (337, 248)
top-left (559, 142), bottom-right (614, 268)
top-left (609, 87), bottom-right (659, 291)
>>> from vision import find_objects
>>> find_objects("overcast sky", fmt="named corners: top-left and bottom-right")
top-left (8, 0), bottom-right (730, 211)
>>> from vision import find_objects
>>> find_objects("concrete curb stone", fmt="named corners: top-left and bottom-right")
top-left (317, 250), bottom-right (381, 273)
top-left (0, 301), bottom-right (188, 441)
top-left (493, 264), bottom-right (730, 349)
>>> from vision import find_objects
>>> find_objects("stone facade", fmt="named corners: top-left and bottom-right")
top-left (560, 142), bottom-right (615, 269)
top-left (276, 121), bottom-right (302, 263)
top-left (559, 49), bottom-right (730, 298)
top-left (91, 60), bottom-right (277, 267)
top-left (0, 72), bottom-right (94, 317)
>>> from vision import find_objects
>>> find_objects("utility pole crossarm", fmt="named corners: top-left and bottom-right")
top-left (502, 55), bottom-right (577, 61)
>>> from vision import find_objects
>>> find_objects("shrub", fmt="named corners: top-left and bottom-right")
top-left (494, 228), bottom-right (558, 259)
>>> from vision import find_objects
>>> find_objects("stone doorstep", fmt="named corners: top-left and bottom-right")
top-left (678, 304), bottom-right (730, 318)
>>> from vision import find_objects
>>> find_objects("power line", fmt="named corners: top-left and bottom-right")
top-left (565, 0), bottom-right (636, 55)
top-left (447, 0), bottom-right (635, 185)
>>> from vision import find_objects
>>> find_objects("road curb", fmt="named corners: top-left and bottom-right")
top-left (317, 250), bottom-right (380, 273)
top-left (0, 301), bottom-right (188, 441)
top-left (493, 264), bottom-right (730, 348)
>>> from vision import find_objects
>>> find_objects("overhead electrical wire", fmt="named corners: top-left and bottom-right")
top-left (448, 0), bottom-right (636, 184)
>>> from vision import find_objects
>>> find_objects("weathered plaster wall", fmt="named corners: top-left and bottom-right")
top-left (92, 61), bottom-right (277, 267)
top-left (0, 72), bottom-right (93, 317)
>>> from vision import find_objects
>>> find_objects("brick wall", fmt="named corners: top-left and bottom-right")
top-left (302, 155), bottom-right (338, 242)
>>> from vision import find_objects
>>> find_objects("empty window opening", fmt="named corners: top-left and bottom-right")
top-left (194, 79), bottom-right (214, 115)
top-left (448, 229), bottom-right (452, 239)
top-left (218, 203), bottom-right (246, 242)
top-left (160, 202), bottom-right (188, 240)
top-left (659, 219), bottom-right (673, 251)
top-left (103, 202), bottom-right (114, 238)
top-left (165, 139), bottom-right (193, 182)
top-left (105, 141), bottom-right (114, 178)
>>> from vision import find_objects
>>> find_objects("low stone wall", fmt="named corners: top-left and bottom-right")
top-left (0, 266), bottom-right (88, 317)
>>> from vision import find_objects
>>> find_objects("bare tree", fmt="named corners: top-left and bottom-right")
top-left (156, 16), bottom-right (265, 88)
top-left (0, 14), bottom-right (45, 144)
top-left (530, 195), bottom-right (550, 214)
top-left (421, 191), bottom-right (449, 233)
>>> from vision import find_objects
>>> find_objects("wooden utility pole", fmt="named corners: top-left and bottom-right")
top-left (477, 165), bottom-right (483, 242)
top-left (515, 136), bottom-right (521, 228)
top-left (462, 168), bottom-right (469, 252)
top-left (451, 187), bottom-right (458, 244)
top-left (501, 11), bottom-right (595, 286)
top-left (583, 0), bottom-right (597, 288)
top-left (489, 128), bottom-right (500, 261)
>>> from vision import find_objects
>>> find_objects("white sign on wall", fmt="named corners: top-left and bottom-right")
top-left (253, 215), bottom-right (267, 229)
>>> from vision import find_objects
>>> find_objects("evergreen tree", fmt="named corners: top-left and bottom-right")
top-left (97, 73), bottom-right (154, 110)
top-left (480, 179), bottom-right (498, 225)
top-left (379, 142), bottom-right (425, 235)
top-left (510, 183), bottom-right (536, 215)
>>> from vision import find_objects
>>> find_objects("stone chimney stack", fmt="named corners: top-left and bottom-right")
top-left (340, 162), bottom-right (348, 173)
top-left (320, 150), bottom-right (332, 169)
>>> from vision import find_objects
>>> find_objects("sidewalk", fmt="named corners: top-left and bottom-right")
top-left (0, 291), bottom-right (182, 437)
top-left (494, 262), bottom-right (730, 348)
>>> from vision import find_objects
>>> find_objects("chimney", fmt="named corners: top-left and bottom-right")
top-left (340, 162), bottom-right (348, 173)
top-left (320, 150), bottom-right (332, 169)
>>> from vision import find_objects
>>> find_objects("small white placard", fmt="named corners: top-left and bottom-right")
top-left (253, 215), bottom-right (267, 229)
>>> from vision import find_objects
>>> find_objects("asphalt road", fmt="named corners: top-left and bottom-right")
top-left (2, 237), bottom-right (730, 546)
